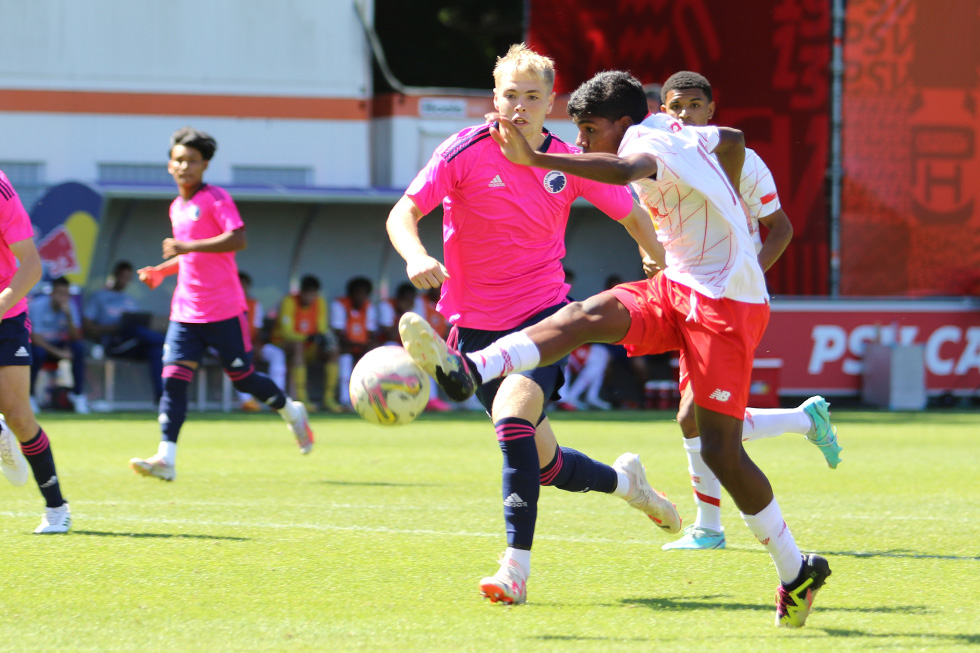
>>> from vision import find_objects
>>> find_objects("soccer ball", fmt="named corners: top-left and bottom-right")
top-left (349, 345), bottom-right (430, 426)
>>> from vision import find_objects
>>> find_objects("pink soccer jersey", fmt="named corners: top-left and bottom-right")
top-left (407, 124), bottom-right (635, 330)
top-left (0, 170), bottom-right (35, 319)
top-left (740, 148), bottom-right (782, 253)
top-left (619, 114), bottom-right (768, 304)
top-left (168, 184), bottom-right (246, 323)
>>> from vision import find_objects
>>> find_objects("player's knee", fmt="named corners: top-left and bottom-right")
top-left (5, 406), bottom-right (38, 439)
top-left (162, 364), bottom-right (195, 392)
top-left (677, 405), bottom-right (697, 438)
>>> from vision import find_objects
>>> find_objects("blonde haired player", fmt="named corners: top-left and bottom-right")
top-left (388, 44), bottom-right (677, 605)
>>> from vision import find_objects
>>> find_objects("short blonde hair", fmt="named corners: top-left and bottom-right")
top-left (493, 43), bottom-right (555, 88)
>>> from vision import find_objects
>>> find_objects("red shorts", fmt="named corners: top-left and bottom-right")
top-left (605, 274), bottom-right (769, 419)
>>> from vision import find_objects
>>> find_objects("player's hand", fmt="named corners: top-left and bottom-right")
top-left (162, 238), bottom-right (186, 258)
top-left (406, 255), bottom-right (449, 290)
top-left (138, 266), bottom-right (164, 290)
top-left (642, 255), bottom-right (662, 278)
top-left (488, 115), bottom-right (535, 166)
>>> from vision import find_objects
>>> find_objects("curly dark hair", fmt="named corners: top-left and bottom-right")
top-left (567, 71), bottom-right (648, 124)
top-left (661, 71), bottom-right (713, 103)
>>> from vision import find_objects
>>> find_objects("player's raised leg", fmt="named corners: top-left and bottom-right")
top-left (740, 396), bottom-right (842, 468)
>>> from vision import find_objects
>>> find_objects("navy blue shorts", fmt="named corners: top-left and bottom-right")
top-left (450, 301), bottom-right (569, 413)
top-left (0, 313), bottom-right (32, 366)
top-left (164, 313), bottom-right (254, 375)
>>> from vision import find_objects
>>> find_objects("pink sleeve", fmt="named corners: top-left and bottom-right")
top-left (0, 192), bottom-right (34, 244)
top-left (580, 180), bottom-right (635, 221)
top-left (405, 152), bottom-right (454, 216)
top-left (214, 195), bottom-right (244, 232)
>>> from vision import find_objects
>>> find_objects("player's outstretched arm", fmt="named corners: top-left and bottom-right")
top-left (757, 208), bottom-right (793, 272)
top-left (489, 116), bottom-right (657, 185)
top-left (386, 195), bottom-right (449, 290)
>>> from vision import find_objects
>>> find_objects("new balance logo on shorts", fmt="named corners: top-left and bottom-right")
top-left (503, 492), bottom-right (527, 508)
top-left (488, 175), bottom-right (506, 188)
top-left (14, 346), bottom-right (29, 357)
top-left (708, 389), bottom-right (731, 402)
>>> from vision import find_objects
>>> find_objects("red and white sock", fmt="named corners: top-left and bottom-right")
top-left (741, 498), bottom-right (804, 584)
top-left (741, 407), bottom-right (812, 442)
top-left (469, 332), bottom-right (540, 381)
top-left (684, 437), bottom-right (722, 532)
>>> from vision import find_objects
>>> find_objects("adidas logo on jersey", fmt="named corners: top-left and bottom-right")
top-left (708, 389), bottom-right (731, 402)
top-left (488, 175), bottom-right (506, 188)
top-left (14, 346), bottom-right (28, 357)
top-left (503, 492), bottom-right (527, 508)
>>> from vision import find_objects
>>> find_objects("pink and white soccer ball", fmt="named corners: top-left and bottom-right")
top-left (349, 345), bottom-right (430, 425)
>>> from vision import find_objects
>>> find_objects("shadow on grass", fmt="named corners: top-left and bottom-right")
top-left (823, 628), bottom-right (980, 645)
top-left (822, 549), bottom-right (980, 561)
top-left (318, 480), bottom-right (440, 488)
top-left (619, 596), bottom-right (934, 616)
top-left (72, 530), bottom-right (248, 541)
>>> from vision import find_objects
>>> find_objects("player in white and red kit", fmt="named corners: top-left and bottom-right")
top-left (389, 45), bottom-right (673, 605)
top-left (0, 170), bottom-right (72, 533)
top-left (128, 127), bottom-right (313, 482)
top-left (401, 71), bottom-right (831, 628)
top-left (656, 71), bottom-right (842, 552)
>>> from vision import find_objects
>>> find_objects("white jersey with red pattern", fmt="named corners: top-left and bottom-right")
top-left (619, 114), bottom-right (768, 303)
top-left (740, 148), bottom-right (781, 253)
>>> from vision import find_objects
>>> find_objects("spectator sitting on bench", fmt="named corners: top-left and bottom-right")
top-left (83, 260), bottom-right (165, 402)
top-left (29, 276), bottom-right (88, 414)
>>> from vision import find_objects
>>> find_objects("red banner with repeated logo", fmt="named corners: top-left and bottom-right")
top-left (757, 301), bottom-right (980, 395)
top-left (527, 0), bottom-right (831, 295)
top-left (841, 0), bottom-right (980, 296)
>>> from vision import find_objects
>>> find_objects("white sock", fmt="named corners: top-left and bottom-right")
top-left (469, 332), bottom-right (540, 381)
top-left (684, 437), bottom-right (723, 532)
top-left (741, 498), bottom-right (804, 584)
top-left (504, 547), bottom-right (531, 577)
top-left (612, 470), bottom-right (630, 498)
top-left (280, 398), bottom-right (299, 422)
top-left (742, 407), bottom-right (812, 442)
top-left (157, 440), bottom-right (177, 466)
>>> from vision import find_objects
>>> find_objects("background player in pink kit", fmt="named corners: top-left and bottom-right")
top-left (388, 44), bottom-right (676, 606)
top-left (655, 71), bottom-right (843, 551)
top-left (0, 169), bottom-right (72, 533)
top-left (401, 71), bottom-right (831, 628)
top-left (129, 127), bottom-right (313, 482)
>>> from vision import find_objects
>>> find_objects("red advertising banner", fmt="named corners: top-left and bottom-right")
top-left (841, 0), bottom-right (980, 296)
top-left (527, 0), bottom-right (831, 295)
top-left (757, 300), bottom-right (980, 395)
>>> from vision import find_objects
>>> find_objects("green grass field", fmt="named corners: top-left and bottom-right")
top-left (2, 408), bottom-right (978, 651)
